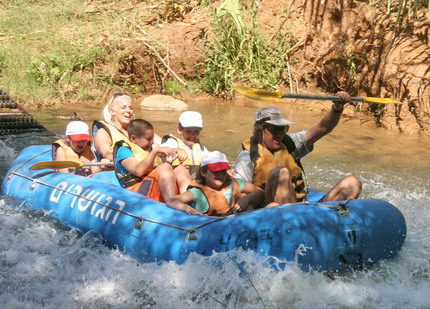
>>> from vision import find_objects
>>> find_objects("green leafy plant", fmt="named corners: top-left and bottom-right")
top-left (27, 46), bottom-right (105, 98)
top-left (164, 78), bottom-right (184, 94)
top-left (201, 0), bottom-right (298, 97)
top-left (0, 0), bottom-right (127, 104)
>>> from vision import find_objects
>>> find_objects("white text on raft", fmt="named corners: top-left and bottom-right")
top-left (49, 181), bottom-right (126, 225)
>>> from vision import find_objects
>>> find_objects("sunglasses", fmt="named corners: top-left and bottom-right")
top-left (264, 125), bottom-right (289, 135)
top-left (113, 93), bottom-right (127, 98)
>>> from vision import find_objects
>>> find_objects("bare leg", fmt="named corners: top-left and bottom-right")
top-left (157, 163), bottom-right (177, 201)
top-left (236, 190), bottom-right (265, 211)
top-left (265, 166), bottom-right (297, 206)
top-left (323, 175), bottom-right (362, 202)
top-left (174, 165), bottom-right (192, 193)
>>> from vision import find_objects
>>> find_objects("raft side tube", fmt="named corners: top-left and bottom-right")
top-left (1, 145), bottom-right (407, 272)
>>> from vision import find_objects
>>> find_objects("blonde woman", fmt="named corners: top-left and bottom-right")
top-left (93, 93), bottom-right (161, 162)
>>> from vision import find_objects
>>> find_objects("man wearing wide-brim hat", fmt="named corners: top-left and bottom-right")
top-left (234, 92), bottom-right (362, 207)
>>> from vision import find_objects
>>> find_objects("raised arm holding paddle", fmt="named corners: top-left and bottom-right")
top-left (234, 91), bottom-right (362, 206)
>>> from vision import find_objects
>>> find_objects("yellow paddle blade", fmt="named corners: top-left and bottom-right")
top-left (29, 161), bottom-right (83, 170)
top-left (363, 97), bottom-right (403, 105)
top-left (234, 86), bottom-right (284, 100)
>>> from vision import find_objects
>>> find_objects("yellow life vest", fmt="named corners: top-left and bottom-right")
top-left (162, 134), bottom-right (204, 167)
top-left (113, 140), bottom-right (162, 188)
top-left (93, 120), bottom-right (161, 165)
top-left (242, 138), bottom-right (307, 200)
top-left (52, 139), bottom-right (94, 176)
top-left (93, 120), bottom-right (131, 153)
top-left (188, 177), bottom-right (241, 216)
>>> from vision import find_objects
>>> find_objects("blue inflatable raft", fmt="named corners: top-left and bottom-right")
top-left (1, 145), bottom-right (407, 272)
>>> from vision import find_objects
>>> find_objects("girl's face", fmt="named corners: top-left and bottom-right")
top-left (202, 168), bottom-right (229, 189)
top-left (110, 96), bottom-right (133, 128)
top-left (67, 137), bottom-right (89, 155)
top-left (132, 129), bottom-right (154, 151)
top-left (177, 126), bottom-right (202, 146)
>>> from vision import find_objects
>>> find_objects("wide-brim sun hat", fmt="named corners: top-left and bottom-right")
top-left (65, 121), bottom-right (92, 141)
top-left (254, 106), bottom-right (295, 126)
top-left (201, 151), bottom-right (230, 171)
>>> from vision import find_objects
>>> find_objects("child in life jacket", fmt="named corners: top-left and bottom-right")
top-left (166, 151), bottom-right (265, 216)
top-left (160, 111), bottom-right (208, 178)
top-left (52, 121), bottom-right (108, 176)
top-left (113, 119), bottom-right (190, 202)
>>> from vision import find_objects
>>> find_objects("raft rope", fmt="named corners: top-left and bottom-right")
top-left (11, 169), bottom-right (229, 235)
top-left (12, 169), bottom-right (353, 235)
top-left (9, 149), bottom-right (352, 238)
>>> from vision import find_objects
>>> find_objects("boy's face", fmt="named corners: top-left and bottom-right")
top-left (177, 126), bottom-right (202, 145)
top-left (67, 137), bottom-right (89, 154)
top-left (132, 129), bottom-right (154, 151)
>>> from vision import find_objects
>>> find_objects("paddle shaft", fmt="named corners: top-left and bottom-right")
top-left (80, 162), bottom-right (113, 167)
top-left (282, 93), bottom-right (364, 102)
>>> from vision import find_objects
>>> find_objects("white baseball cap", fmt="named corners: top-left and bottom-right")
top-left (65, 121), bottom-right (92, 141)
top-left (179, 111), bottom-right (203, 128)
top-left (201, 151), bottom-right (230, 171)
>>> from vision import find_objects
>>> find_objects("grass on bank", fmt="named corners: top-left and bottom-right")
top-left (0, 0), bottom-right (428, 105)
top-left (369, 0), bottom-right (430, 23)
top-left (0, 0), bottom-right (146, 105)
top-left (0, 0), bottom-right (301, 102)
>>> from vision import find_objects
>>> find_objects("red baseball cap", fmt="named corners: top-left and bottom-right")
top-left (201, 151), bottom-right (230, 171)
top-left (66, 121), bottom-right (92, 141)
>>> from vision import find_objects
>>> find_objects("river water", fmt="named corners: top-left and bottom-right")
top-left (0, 97), bottom-right (429, 308)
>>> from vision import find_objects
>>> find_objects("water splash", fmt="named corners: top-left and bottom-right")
top-left (0, 140), bottom-right (16, 165)
top-left (1, 174), bottom-right (429, 309)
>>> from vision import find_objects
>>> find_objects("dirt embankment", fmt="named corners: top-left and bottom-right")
top-left (292, 0), bottom-right (430, 135)
top-left (121, 0), bottom-right (430, 135)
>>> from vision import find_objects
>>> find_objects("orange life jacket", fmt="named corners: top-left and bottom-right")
top-left (188, 177), bottom-right (242, 216)
top-left (242, 137), bottom-right (307, 200)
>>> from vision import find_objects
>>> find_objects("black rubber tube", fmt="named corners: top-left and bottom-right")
top-left (0, 100), bottom-right (18, 109)
top-left (0, 121), bottom-right (44, 129)
top-left (0, 114), bottom-right (34, 122)
top-left (0, 128), bottom-right (47, 136)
